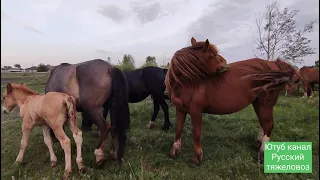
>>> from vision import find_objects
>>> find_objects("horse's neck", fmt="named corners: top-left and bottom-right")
top-left (13, 90), bottom-right (35, 107)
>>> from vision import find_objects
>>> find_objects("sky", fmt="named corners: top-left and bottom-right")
top-left (1, 0), bottom-right (319, 68)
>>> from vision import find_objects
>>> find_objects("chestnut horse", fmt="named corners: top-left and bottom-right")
top-left (299, 66), bottom-right (319, 98)
top-left (165, 37), bottom-right (299, 165)
top-left (45, 59), bottom-right (130, 167)
top-left (2, 83), bottom-right (86, 179)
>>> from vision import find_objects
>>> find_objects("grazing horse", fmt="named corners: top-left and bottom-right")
top-left (298, 66), bottom-right (319, 98)
top-left (81, 66), bottom-right (172, 130)
top-left (165, 37), bottom-right (299, 166)
top-left (284, 65), bottom-right (300, 96)
top-left (2, 83), bottom-right (86, 179)
top-left (45, 59), bottom-right (130, 167)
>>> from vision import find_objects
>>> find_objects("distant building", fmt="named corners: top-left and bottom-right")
top-left (25, 66), bottom-right (37, 73)
top-left (1, 68), bottom-right (25, 72)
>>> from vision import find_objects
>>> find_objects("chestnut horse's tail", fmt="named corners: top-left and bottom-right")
top-left (64, 96), bottom-right (77, 128)
top-left (110, 67), bottom-right (130, 163)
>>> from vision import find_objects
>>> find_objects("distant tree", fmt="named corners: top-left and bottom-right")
top-left (315, 60), bottom-right (319, 67)
top-left (37, 63), bottom-right (49, 72)
top-left (253, 1), bottom-right (316, 64)
top-left (3, 66), bottom-right (12, 70)
top-left (14, 64), bottom-right (21, 69)
top-left (119, 54), bottom-right (135, 71)
top-left (141, 56), bottom-right (158, 68)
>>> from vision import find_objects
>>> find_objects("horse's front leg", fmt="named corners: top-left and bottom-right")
top-left (189, 108), bottom-right (203, 166)
top-left (168, 108), bottom-right (186, 158)
top-left (15, 123), bottom-right (33, 164)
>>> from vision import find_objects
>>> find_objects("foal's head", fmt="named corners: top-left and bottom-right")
top-left (2, 83), bottom-right (18, 113)
top-left (2, 83), bottom-right (38, 114)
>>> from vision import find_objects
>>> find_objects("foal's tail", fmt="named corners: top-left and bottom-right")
top-left (110, 67), bottom-right (130, 163)
top-left (64, 96), bottom-right (77, 128)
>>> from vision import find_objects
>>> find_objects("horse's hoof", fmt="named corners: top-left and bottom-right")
top-left (62, 172), bottom-right (70, 180)
top-left (13, 161), bottom-right (21, 167)
top-left (79, 167), bottom-right (88, 174)
top-left (109, 150), bottom-right (117, 161)
top-left (257, 151), bottom-right (264, 164)
top-left (253, 140), bottom-right (262, 151)
top-left (189, 161), bottom-right (201, 168)
top-left (51, 161), bottom-right (57, 168)
top-left (168, 149), bottom-right (179, 159)
top-left (147, 121), bottom-right (155, 129)
top-left (95, 159), bottom-right (105, 168)
top-left (190, 158), bottom-right (201, 167)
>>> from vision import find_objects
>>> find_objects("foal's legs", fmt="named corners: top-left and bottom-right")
top-left (42, 125), bottom-right (57, 167)
top-left (253, 102), bottom-right (274, 163)
top-left (147, 99), bottom-right (160, 129)
top-left (168, 108), bottom-right (187, 158)
top-left (15, 122), bottom-right (33, 164)
top-left (68, 122), bottom-right (86, 172)
top-left (51, 126), bottom-right (72, 179)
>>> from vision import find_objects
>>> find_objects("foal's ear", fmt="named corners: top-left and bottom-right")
top-left (7, 83), bottom-right (13, 94)
top-left (191, 37), bottom-right (197, 45)
top-left (202, 39), bottom-right (210, 52)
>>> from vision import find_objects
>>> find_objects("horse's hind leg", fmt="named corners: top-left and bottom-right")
top-left (252, 101), bottom-right (274, 163)
top-left (168, 108), bottom-right (186, 159)
top-left (147, 99), bottom-right (160, 129)
top-left (159, 98), bottom-right (172, 130)
top-left (85, 108), bottom-right (109, 167)
top-left (81, 111), bottom-right (94, 131)
top-left (42, 125), bottom-right (57, 167)
top-left (68, 121), bottom-right (86, 173)
top-left (51, 125), bottom-right (72, 179)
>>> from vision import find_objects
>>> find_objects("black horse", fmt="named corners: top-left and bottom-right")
top-left (45, 59), bottom-right (130, 167)
top-left (82, 66), bottom-right (172, 130)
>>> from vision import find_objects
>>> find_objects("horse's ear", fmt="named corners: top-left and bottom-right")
top-left (191, 37), bottom-right (197, 45)
top-left (7, 83), bottom-right (13, 94)
top-left (202, 39), bottom-right (210, 52)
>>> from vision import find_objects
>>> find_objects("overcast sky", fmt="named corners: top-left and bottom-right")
top-left (1, 0), bottom-right (319, 68)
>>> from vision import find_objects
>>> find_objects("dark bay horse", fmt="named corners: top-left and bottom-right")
top-left (165, 37), bottom-right (299, 166)
top-left (298, 66), bottom-right (319, 98)
top-left (45, 59), bottom-right (130, 167)
top-left (82, 66), bottom-right (172, 130)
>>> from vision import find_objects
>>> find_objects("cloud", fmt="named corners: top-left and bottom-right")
top-left (1, 0), bottom-right (318, 68)
top-left (131, 1), bottom-right (161, 24)
top-left (97, 4), bottom-right (127, 23)
top-left (1, 11), bottom-right (44, 35)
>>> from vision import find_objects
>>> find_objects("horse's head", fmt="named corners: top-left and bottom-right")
top-left (190, 37), bottom-right (227, 73)
top-left (2, 83), bottom-right (18, 114)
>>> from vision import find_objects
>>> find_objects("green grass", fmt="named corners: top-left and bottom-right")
top-left (1, 73), bottom-right (319, 180)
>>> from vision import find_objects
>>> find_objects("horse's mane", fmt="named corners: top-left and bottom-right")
top-left (300, 65), bottom-right (317, 70)
top-left (165, 42), bottom-right (220, 91)
top-left (12, 84), bottom-right (40, 95)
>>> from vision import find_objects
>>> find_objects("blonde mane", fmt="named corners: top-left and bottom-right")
top-left (11, 84), bottom-right (40, 95)
top-left (165, 42), bottom-right (222, 92)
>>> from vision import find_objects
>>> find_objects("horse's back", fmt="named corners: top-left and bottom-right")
top-left (45, 63), bottom-right (80, 99)
top-left (45, 59), bottom-right (114, 108)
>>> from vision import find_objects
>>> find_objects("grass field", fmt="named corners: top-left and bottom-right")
top-left (1, 72), bottom-right (319, 180)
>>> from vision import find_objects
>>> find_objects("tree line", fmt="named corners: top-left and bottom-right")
top-left (109, 54), bottom-right (169, 71)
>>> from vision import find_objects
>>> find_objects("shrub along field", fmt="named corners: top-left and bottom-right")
top-left (1, 72), bottom-right (319, 180)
